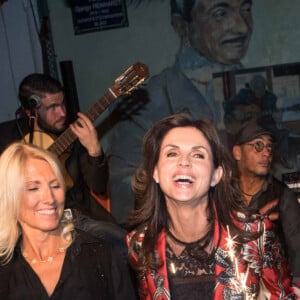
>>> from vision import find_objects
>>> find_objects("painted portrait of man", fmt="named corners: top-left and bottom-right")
top-left (172, 0), bottom-right (253, 64)
top-left (170, 0), bottom-right (253, 120)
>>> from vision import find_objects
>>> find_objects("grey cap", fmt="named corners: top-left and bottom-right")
top-left (234, 121), bottom-right (274, 145)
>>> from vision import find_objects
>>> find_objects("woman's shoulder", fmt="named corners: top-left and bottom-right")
top-left (126, 226), bottom-right (166, 257)
top-left (126, 226), bottom-right (148, 245)
top-left (69, 229), bottom-right (114, 273)
top-left (73, 229), bottom-right (111, 253)
top-left (236, 211), bottom-right (274, 231)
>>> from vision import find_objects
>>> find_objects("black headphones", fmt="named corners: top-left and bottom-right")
top-left (25, 95), bottom-right (41, 109)
top-left (16, 95), bottom-right (42, 117)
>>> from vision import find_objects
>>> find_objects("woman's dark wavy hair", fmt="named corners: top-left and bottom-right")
top-left (128, 113), bottom-right (255, 275)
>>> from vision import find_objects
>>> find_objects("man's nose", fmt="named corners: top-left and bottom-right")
top-left (231, 10), bottom-right (251, 34)
top-left (263, 147), bottom-right (272, 156)
top-left (57, 105), bottom-right (66, 116)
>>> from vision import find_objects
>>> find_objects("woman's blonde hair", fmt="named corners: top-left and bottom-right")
top-left (0, 142), bottom-right (74, 264)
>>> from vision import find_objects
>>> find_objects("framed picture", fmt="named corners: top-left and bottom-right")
top-left (213, 62), bottom-right (300, 136)
top-left (71, 0), bottom-right (128, 35)
top-left (213, 62), bottom-right (300, 171)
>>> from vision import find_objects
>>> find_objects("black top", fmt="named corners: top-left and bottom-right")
top-left (166, 242), bottom-right (215, 300)
top-left (0, 230), bottom-right (136, 300)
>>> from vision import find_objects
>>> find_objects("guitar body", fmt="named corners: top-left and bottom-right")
top-left (23, 131), bottom-right (74, 189)
top-left (23, 131), bottom-right (54, 150)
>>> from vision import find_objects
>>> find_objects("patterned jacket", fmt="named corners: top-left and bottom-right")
top-left (127, 215), bottom-right (292, 299)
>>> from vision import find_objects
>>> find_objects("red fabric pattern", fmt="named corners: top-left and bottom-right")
top-left (127, 214), bottom-right (291, 299)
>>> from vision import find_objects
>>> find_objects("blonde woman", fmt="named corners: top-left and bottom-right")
top-left (0, 142), bottom-right (131, 299)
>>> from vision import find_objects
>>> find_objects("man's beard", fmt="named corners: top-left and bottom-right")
top-left (37, 116), bottom-right (67, 136)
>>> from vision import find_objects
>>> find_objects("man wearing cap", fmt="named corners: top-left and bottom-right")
top-left (232, 120), bottom-right (300, 288)
top-left (224, 74), bottom-right (292, 169)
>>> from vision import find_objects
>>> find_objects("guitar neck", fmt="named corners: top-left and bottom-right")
top-left (48, 89), bottom-right (116, 156)
top-left (47, 62), bottom-right (149, 156)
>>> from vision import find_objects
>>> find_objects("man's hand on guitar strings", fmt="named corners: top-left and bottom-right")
top-left (69, 112), bottom-right (102, 157)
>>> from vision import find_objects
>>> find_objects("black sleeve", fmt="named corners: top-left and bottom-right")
top-left (280, 187), bottom-right (300, 278)
top-left (79, 148), bottom-right (109, 195)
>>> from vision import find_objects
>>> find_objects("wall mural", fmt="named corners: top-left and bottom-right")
top-left (145, 0), bottom-right (300, 173)
top-left (107, 0), bottom-right (300, 221)
top-left (135, 0), bottom-right (300, 171)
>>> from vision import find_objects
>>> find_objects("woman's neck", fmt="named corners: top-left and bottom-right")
top-left (21, 228), bottom-right (64, 261)
top-left (167, 202), bottom-right (210, 243)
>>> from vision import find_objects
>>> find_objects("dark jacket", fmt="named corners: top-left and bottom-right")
top-left (0, 230), bottom-right (136, 300)
top-left (0, 117), bottom-right (114, 222)
top-left (248, 175), bottom-right (300, 282)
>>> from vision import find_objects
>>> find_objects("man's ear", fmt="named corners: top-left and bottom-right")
top-left (24, 108), bottom-right (37, 118)
top-left (171, 15), bottom-right (190, 40)
top-left (232, 145), bottom-right (242, 161)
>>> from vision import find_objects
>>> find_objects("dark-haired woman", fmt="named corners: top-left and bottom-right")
top-left (127, 113), bottom-right (296, 299)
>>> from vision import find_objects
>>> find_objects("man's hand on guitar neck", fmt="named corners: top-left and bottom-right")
top-left (69, 112), bottom-right (102, 157)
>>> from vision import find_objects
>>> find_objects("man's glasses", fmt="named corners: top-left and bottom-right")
top-left (247, 141), bottom-right (273, 153)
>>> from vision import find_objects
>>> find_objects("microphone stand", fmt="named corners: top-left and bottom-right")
top-left (28, 108), bottom-right (36, 144)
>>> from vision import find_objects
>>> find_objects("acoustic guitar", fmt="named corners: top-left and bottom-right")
top-left (24, 62), bottom-right (149, 192)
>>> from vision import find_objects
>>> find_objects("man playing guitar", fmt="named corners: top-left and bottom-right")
top-left (0, 73), bottom-right (114, 222)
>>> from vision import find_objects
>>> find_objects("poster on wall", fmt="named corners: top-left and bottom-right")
top-left (71, 0), bottom-right (128, 35)
top-left (213, 62), bottom-right (300, 171)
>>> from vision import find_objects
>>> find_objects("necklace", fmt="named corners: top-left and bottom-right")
top-left (241, 190), bottom-right (256, 197)
top-left (166, 229), bottom-right (209, 247)
top-left (240, 179), bottom-right (266, 198)
top-left (22, 247), bottom-right (66, 264)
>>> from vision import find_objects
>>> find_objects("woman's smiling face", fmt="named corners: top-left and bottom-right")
top-left (18, 157), bottom-right (65, 234)
top-left (153, 126), bottom-right (223, 205)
